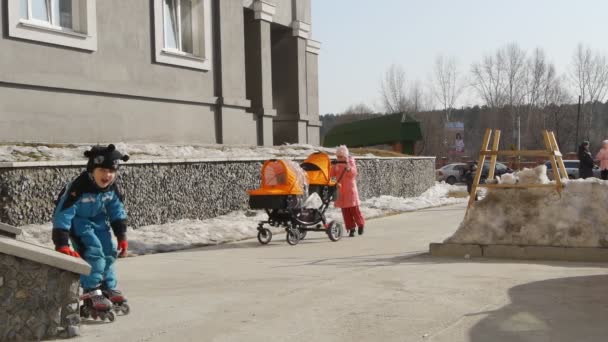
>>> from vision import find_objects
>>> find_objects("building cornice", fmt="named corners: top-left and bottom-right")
top-left (253, 1), bottom-right (276, 22)
top-left (306, 39), bottom-right (321, 54)
top-left (292, 20), bottom-right (311, 39)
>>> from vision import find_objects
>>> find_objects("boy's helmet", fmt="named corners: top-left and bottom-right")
top-left (84, 144), bottom-right (129, 172)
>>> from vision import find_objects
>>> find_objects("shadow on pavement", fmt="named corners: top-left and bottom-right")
top-left (467, 275), bottom-right (608, 342)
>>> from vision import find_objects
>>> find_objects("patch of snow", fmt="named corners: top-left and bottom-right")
top-left (18, 182), bottom-right (465, 255)
top-left (0, 143), bottom-right (346, 162)
top-left (447, 178), bottom-right (608, 247)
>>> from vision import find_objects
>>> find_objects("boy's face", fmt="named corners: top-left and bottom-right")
top-left (93, 167), bottom-right (117, 188)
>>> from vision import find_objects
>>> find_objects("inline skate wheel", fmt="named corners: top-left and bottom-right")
top-left (121, 303), bottom-right (131, 315)
top-left (80, 306), bottom-right (90, 319)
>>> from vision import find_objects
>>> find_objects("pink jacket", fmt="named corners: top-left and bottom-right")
top-left (330, 157), bottom-right (361, 208)
top-left (597, 148), bottom-right (608, 170)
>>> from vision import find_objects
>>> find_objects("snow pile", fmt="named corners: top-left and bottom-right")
top-left (447, 177), bottom-right (608, 247)
top-left (0, 143), bottom-right (347, 162)
top-left (495, 164), bottom-right (549, 185)
top-left (18, 182), bottom-right (465, 255)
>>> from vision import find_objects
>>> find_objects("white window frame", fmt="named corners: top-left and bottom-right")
top-left (8, 0), bottom-right (98, 51)
top-left (154, 0), bottom-right (212, 70)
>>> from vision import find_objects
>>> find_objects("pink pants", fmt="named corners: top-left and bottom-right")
top-left (341, 206), bottom-right (365, 230)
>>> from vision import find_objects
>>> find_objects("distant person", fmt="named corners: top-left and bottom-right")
top-left (595, 140), bottom-right (608, 180)
top-left (578, 141), bottom-right (594, 179)
top-left (454, 133), bottom-right (465, 153)
top-left (330, 145), bottom-right (365, 237)
top-left (464, 162), bottom-right (479, 201)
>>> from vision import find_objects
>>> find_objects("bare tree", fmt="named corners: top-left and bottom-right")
top-left (544, 76), bottom-right (575, 150)
top-left (379, 64), bottom-right (412, 114)
top-left (503, 43), bottom-right (528, 107)
top-left (500, 43), bottom-right (528, 150)
top-left (471, 51), bottom-right (506, 108)
top-left (525, 48), bottom-right (550, 108)
top-left (523, 48), bottom-right (553, 147)
top-left (432, 55), bottom-right (463, 122)
top-left (409, 80), bottom-right (427, 114)
top-left (570, 43), bottom-right (608, 140)
top-left (571, 44), bottom-right (590, 105)
top-left (586, 51), bottom-right (608, 136)
top-left (342, 103), bottom-right (375, 115)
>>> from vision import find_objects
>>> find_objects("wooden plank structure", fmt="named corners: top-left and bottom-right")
top-left (466, 129), bottom-right (568, 210)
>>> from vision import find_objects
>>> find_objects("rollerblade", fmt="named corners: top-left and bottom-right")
top-left (80, 289), bottom-right (116, 322)
top-left (103, 288), bottom-right (131, 315)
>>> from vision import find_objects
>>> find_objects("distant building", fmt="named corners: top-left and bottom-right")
top-left (322, 113), bottom-right (423, 154)
top-left (0, 0), bottom-right (320, 146)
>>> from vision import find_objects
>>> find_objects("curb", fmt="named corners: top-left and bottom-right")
top-left (429, 242), bottom-right (608, 262)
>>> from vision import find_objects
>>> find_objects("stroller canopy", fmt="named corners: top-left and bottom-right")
top-left (300, 152), bottom-right (336, 186)
top-left (248, 159), bottom-right (305, 196)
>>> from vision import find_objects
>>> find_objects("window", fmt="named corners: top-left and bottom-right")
top-left (20, 0), bottom-right (77, 31)
top-left (154, 0), bottom-right (212, 70)
top-left (8, 0), bottom-right (97, 51)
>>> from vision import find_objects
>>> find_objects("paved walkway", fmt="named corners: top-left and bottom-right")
top-left (76, 203), bottom-right (608, 342)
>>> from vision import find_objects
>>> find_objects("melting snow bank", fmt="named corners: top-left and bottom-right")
top-left (18, 183), bottom-right (465, 256)
top-left (0, 143), bottom-right (353, 162)
top-left (447, 177), bottom-right (608, 247)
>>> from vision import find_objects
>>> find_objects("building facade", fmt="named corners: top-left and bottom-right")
top-left (0, 0), bottom-right (321, 146)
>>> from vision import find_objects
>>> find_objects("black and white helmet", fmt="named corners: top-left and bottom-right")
top-left (84, 144), bottom-right (129, 172)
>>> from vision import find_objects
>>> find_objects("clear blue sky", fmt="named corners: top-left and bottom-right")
top-left (312, 0), bottom-right (608, 114)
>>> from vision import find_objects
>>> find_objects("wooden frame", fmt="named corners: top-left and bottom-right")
top-left (466, 129), bottom-right (567, 210)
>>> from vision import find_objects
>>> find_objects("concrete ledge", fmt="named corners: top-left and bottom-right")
top-left (429, 243), bottom-right (482, 258)
top-left (0, 237), bottom-right (91, 275)
top-left (0, 222), bottom-right (22, 238)
top-left (430, 243), bottom-right (608, 262)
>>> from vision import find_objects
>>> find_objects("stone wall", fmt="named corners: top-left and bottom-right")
top-left (0, 254), bottom-right (80, 340)
top-left (0, 157), bottom-right (435, 228)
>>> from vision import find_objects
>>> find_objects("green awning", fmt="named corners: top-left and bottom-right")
top-left (323, 113), bottom-right (422, 148)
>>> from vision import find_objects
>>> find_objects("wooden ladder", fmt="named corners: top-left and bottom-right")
top-left (466, 129), bottom-right (568, 210)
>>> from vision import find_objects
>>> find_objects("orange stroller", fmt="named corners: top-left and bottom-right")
top-left (248, 153), bottom-right (346, 245)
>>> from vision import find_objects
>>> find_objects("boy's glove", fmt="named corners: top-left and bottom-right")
top-left (117, 239), bottom-right (128, 257)
top-left (52, 228), bottom-right (79, 257)
top-left (56, 246), bottom-right (80, 258)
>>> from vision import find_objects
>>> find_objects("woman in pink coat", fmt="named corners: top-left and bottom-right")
top-left (596, 140), bottom-right (608, 180)
top-left (330, 145), bottom-right (365, 237)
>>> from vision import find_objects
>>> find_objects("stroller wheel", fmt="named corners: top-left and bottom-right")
top-left (298, 228), bottom-right (307, 240)
top-left (286, 229), bottom-right (300, 245)
top-left (327, 222), bottom-right (343, 242)
top-left (257, 228), bottom-right (273, 244)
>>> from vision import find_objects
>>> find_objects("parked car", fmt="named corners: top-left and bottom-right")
top-left (437, 161), bottom-right (513, 184)
top-left (480, 161), bottom-right (513, 182)
top-left (544, 160), bottom-right (601, 180)
top-left (436, 163), bottom-right (467, 184)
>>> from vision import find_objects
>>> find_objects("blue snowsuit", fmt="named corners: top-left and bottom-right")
top-left (53, 171), bottom-right (127, 290)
